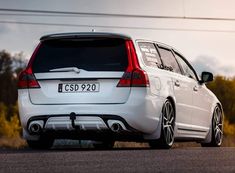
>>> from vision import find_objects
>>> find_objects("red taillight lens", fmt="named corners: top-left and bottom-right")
top-left (132, 68), bottom-right (150, 87)
top-left (18, 43), bottom-right (41, 89)
top-left (116, 72), bottom-right (132, 87)
top-left (18, 68), bottom-right (40, 89)
top-left (117, 40), bottom-right (149, 87)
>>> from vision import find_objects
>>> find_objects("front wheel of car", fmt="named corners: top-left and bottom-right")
top-left (149, 99), bottom-right (175, 149)
top-left (27, 137), bottom-right (54, 150)
top-left (201, 106), bottom-right (223, 147)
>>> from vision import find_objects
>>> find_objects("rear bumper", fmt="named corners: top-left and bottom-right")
top-left (25, 114), bottom-right (144, 141)
top-left (27, 114), bottom-right (138, 133)
top-left (18, 89), bottom-right (165, 140)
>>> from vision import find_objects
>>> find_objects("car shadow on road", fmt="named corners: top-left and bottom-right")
top-left (0, 141), bottom-right (203, 154)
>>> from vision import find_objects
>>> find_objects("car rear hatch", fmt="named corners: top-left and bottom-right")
top-left (28, 35), bottom-right (131, 104)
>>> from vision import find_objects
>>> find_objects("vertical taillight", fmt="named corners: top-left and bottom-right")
top-left (131, 69), bottom-right (150, 87)
top-left (117, 40), bottom-right (149, 87)
top-left (18, 68), bottom-right (40, 89)
top-left (18, 43), bottom-right (41, 89)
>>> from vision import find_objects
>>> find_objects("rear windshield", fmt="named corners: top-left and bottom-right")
top-left (32, 38), bottom-right (128, 72)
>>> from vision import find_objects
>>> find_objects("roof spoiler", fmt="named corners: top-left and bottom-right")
top-left (40, 32), bottom-right (131, 41)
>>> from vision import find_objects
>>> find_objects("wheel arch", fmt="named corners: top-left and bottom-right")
top-left (211, 102), bottom-right (224, 122)
top-left (203, 102), bottom-right (223, 144)
top-left (166, 96), bottom-right (176, 116)
top-left (143, 95), bottom-right (176, 141)
top-left (216, 103), bottom-right (223, 115)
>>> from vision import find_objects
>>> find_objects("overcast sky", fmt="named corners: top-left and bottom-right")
top-left (1, 0), bottom-right (235, 76)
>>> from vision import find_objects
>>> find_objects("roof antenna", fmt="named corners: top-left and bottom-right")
top-left (91, 29), bottom-right (96, 32)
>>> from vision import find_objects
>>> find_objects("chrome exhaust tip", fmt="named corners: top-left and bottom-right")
top-left (29, 123), bottom-right (41, 133)
top-left (110, 123), bottom-right (122, 132)
top-left (28, 120), bottom-right (44, 134)
top-left (107, 120), bottom-right (127, 133)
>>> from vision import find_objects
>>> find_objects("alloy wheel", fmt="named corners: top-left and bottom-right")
top-left (213, 106), bottom-right (223, 146)
top-left (162, 101), bottom-right (175, 146)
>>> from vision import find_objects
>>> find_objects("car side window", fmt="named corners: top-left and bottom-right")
top-left (158, 46), bottom-right (181, 74)
top-left (174, 52), bottom-right (198, 80)
top-left (138, 42), bottom-right (162, 68)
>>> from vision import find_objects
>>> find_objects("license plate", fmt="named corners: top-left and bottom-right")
top-left (58, 83), bottom-right (99, 93)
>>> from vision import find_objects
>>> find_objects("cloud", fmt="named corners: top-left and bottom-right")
top-left (191, 55), bottom-right (235, 77)
top-left (0, 25), bottom-right (9, 33)
top-left (0, 23), bottom-right (20, 34)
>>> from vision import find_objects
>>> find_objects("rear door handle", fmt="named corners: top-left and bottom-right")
top-left (175, 80), bottom-right (180, 87)
top-left (193, 86), bottom-right (198, 91)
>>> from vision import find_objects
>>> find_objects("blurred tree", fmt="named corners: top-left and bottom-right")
top-left (0, 50), bottom-right (12, 73)
top-left (12, 51), bottom-right (27, 76)
top-left (0, 50), bottom-right (26, 116)
top-left (207, 76), bottom-right (235, 123)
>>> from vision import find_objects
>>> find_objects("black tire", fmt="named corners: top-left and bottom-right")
top-left (201, 106), bottom-right (223, 147)
top-left (149, 100), bottom-right (175, 149)
top-left (27, 137), bottom-right (54, 150)
top-left (93, 140), bottom-right (115, 149)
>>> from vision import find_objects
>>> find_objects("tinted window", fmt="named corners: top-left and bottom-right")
top-left (158, 47), bottom-right (181, 74)
top-left (138, 42), bottom-right (162, 68)
top-left (174, 52), bottom-right (197, 80)
top-left (32, 38), bottom-right (128, 72)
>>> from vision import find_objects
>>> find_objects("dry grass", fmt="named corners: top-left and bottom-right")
top-left (115, 141), bottom-right (201, 148)
top-left (114, 142), bottom-right (149, 148)
top-left (222, 136), bottom-right (235, 147)
top-left (115, 137), bottom-right (235, 148)
top-left (173, 142), bottom-right (200, 148)
top-left (0, 137), bottom-right (26, 149)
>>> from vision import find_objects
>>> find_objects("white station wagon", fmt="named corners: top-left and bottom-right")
top-left (18, 32), bottom-right (223, 149)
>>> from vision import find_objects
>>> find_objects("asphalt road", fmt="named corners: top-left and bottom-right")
top-left (0, 146), bottom-right (235, 173)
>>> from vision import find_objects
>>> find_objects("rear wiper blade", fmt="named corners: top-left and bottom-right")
top-left (49, 67), bottom-right (81, 73)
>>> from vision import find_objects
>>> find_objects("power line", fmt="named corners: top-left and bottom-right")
top-left (1, 20), bottom-right (235, 33)
top-left (0, 13), bottom-right (102, 18)
top-left (0, 8), bottom-right (235, 21)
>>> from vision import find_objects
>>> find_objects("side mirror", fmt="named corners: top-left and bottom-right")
top-left (200, 71), bottom-right (213, 84)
